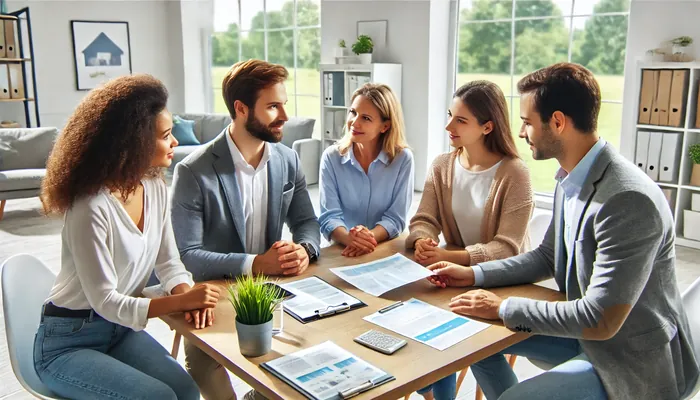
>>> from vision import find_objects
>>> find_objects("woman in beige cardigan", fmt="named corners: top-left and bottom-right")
top-left (408, 81), bottom-right (533, 400)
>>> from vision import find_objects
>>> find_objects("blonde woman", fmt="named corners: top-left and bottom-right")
top-left (319, 83), bottom-right (414, 257)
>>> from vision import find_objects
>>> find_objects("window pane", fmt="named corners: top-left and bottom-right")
top-left (599, 102), bottom-right (622, 150)
top-left (211, 30), bottom-right (239, 69)
top-left (214, 0), bottom-right (239, 33)
top-left (571, 15), bottom-right (627, 101)
top-left (284, 94), bottom-right (297, 117)
top-left (457, 21), bottom-right (512, 95)
top-left (296, 28), bottom-right (321, 95)
top-left (241, 31), bottom-right (264, 61)
top-left (460, 0), bottom-right (513, 21)
top-left (266, 0), bottom-right (294, 29)
top-left (298, 0), bottom-right (320, 27)
top-left (267, 29), bottom-right (294, 67)
top-left (515, 0), bottom-right (573, 17)
top-left (296, 95), bottom-right (322, 137)
top-left (514, 18), bottom-right (569, 76)
top-left (573, 0), bottom-right (629, 16)
top-left (241, 2), bottom-right (264, 31)
top-left (213, 87), bottom-right (227, 114)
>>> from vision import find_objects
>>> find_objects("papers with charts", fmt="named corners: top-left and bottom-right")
top-left (364, 298), bottom-right (491, 351)
top-left (330, 253), bottom-right (433, 297)
top-left (279, 276), bottom-right (363, 321)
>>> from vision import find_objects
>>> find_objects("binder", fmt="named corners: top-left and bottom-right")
top-left (645, 131), bottom-right (663, 181)
top-left (696, 82), bottom-right (700, 128)
top-left (0, 65), bottom-right (9, 99)
top-left (3, 20), bottom-right (16, 59)
top-left (324, 110), bottom-right (335, 139)
top-left (323, 73), bottom-right (331, 105)
top-left (328, 73), bottom-right (334, 105)
top-left (7, 63), bottom-right (24, 99)
top-left (668, 70), bottom-right (688, 127)
top-left (331, 72), bottom-right (345, 107)
top-left (0, 21), bottom-right (5, 58)
top-left (655, 70), bottom-right (673, 125)
top-left (346, 75), bottom-right (358, 105)
top-left (638, 69), bottom-right (657, 124)
top-left (635, 131), bottom-right (650, 172)
top-left (659, 132), bottom-right (681, 182)
top-left (334, 110), bottom-right (346, 139)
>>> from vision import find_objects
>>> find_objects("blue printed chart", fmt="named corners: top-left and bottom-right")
top-left (364, 298), bottom-right (491, 351)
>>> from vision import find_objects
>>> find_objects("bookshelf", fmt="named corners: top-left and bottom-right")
top-left (319, 63), bottom-right (402, 151)
top-left (632, 62), bottom-right (700, 249)
top-left (0, 8), bottom-right (40, 127)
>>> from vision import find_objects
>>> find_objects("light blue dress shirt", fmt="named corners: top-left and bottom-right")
top-left (319, 145), bottom-right (415, 241)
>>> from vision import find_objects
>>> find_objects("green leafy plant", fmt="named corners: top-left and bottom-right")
top-left (672, 36), bottom-right (693, 47)
top-left (227, 275), bottom-right (282, 325)
top-left (690, 144), bottom-right (700, 165)
top-left (339, 39), bottom-right (346, 48)
top-left (351, 35), bottom-right (373, 55)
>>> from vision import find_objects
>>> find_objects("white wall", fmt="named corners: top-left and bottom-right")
top-left (620, 0), bottom-right (700, 161)
top-left (0, 0), bottom-right (192, 129)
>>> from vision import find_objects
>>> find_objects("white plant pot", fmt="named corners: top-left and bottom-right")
top-left (335, 47), bottom-right (347, 58)
top-left (684, 210), bottom-right (700, 241)
top-left (672, 44), bottom-right (686, 55)
top-left (358, 53), bottom-right (372, 64)
top-left (692, 193), bottom-right (700, 212)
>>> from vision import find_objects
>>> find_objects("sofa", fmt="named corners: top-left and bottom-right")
top-left (0, 127), bottom-right (59, 220)
top-left (172, 113), bottom-right (322, 185)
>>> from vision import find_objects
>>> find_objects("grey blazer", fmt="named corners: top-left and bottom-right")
top-left (478, 144), bottom-right (699, 399)
top-left (170, 130), bottom-right (320, 281)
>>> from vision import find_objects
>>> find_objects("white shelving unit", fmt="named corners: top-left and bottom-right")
top-left (319, 63), bottom-right (402, 151)
top-left (632, 62), bottom-right (700, 249)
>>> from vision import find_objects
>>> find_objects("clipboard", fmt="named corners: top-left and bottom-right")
top-left (260, 341), bottom-right (395, 400)
top-left (280, 276), bottom-right (367, 324)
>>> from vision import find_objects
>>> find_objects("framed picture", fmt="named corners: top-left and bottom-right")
top-left (70, 20), bottom-right (132, 91)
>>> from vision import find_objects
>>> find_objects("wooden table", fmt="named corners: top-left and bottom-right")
top-left (160, 238), bottom-right (563, 400)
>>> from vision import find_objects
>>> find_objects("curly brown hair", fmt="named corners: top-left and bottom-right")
top-left (41, 74), bottom-right (169, 215)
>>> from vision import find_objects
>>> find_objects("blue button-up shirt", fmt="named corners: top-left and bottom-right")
top-left (318, 145), bottom-right (415, 241)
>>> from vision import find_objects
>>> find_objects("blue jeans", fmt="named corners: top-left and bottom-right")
top-left (33, 312), bottom-right (200, 400)
top-left (471, 335), bottom-right (607, 400)
top-left (417, 373), bottom-right (456, 400)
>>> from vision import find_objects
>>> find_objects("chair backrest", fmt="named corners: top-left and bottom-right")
top-left (1, 254), bottom-right (62, 399)
top-left (528, 212), bottom-right (552, 248)
top-left (682, 277), bottom-right (700, 399)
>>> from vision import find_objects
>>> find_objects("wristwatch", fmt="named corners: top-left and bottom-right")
top-left (300, 242), bottom-right (319, 263)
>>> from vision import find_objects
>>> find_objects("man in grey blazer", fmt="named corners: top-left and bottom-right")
top-left (170, 59), bottom-right (320, 400)
top-left (427, 63), bottom-right (698, 400)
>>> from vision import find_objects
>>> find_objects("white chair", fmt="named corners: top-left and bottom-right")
top-left (683, 277), bottom-right (700, 399)
top-left (1, 254), bottom-right (64, 399)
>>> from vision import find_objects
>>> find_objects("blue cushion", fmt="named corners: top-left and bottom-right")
top-left (172, 115), bottom-right (200, 145)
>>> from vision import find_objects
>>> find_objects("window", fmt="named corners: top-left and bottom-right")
top-left (455, 0), bottom-right (629, 194)
top-left (211, 0), bottom-right (321, 132)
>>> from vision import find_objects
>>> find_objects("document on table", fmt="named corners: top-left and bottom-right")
top-left (364, 298), bottom-right (491, 351)
top-left (278, 276), bottom-right (365, 322)
top-left (260, 341), bottom-right (394, 400)
top-left (330, 253), bottom-right (433, 297)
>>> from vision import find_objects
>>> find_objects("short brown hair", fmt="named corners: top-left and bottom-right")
top-left (222, 59), bottom-right (288, 120)
top-left (454, 80), bottom-right (519, 159)
top-left (517, 62), bottom-right (601, 134)
top-left (41, 74), bottom-right (168, 215)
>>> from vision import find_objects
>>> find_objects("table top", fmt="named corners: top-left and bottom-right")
top-left (160, 237), bottom-right (563, 400)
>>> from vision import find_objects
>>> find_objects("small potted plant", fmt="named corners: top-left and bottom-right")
top-left (227, 275), bottom-right (282, 357)
top-left (645, 48), bottom-right (665, 63)
top-left (352, 35), bottom-right (374, 64)
top-left (690, 143), bottom-right (700, 187)
top-left (671, 36), bottom-right (693, 58)
top-left (336, 39), bottom-right (347, 58)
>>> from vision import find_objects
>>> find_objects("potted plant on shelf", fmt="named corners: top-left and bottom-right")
top-left (690, 143), bottom-right (700, 187)
top-left (671, 36), bottom-right (693, 59)
top-left (352, 35), bottom-right (374, 64)
top-left (227, 275), bottom-right (282, 357)
top-left (336, 39), bottom-right (347, 58)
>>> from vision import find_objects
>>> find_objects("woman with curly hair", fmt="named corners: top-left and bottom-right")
top-left (34, 74), bottom-right (219, 400)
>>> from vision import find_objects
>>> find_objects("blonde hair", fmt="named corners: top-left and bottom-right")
top-left (337, 83), bottom-right (409, 162)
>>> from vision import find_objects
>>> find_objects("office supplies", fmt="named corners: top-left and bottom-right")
top-left (3, 20), bottom-right (16, 59)
top-left (7, 63), bottom-right (23, 99)
top-left (638, 69), bottom-right (657, 124)
top-left (378, 301), bottom-right (403, 314)
top-left (668, 69), bottom-right (688, 127)
top-left (260, 341), bottom-right (395, 400)
top-left (0, 65), bottom-right (9, 99)
top-left (655, 70), bottom-right (673, 125)
top-left (659, 132), bottom-right (681, 182)
top-left (330, 253), bottom-right (432, 297)
top-left (278, 276), bottom-right (366, 323)
top-left (364, 298), bottom-right (490, 351)
top-left (353, 329), bottom-right (407, 355)
top-left (646, 131), bottom-right (663, 181)
top-left (635, 131), bottom-right (650, 172)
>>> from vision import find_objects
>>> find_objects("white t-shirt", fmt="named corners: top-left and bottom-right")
top-left (45, 178), bottom-right (194, 331)
top-left (451, 157), bottom-right (501, 247)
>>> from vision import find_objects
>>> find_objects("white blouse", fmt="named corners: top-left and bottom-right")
top-left (45, 178), bottom-right (194, 331)
top-left (451, 158), bottom-right (501, 247)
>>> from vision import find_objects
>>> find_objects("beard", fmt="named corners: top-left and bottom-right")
top-left (246, 113), bottom-right (284, 143)
top-left (528, 123), bottom-right (562, 160)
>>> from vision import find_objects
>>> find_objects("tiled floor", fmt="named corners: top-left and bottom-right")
top-left (0, 187), bottom-right (698, 400)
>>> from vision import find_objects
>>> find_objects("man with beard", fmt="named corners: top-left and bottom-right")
top-left (425, 63), bottom-right (698, 400)
top-left (170, 59), bottom-right (320, 400)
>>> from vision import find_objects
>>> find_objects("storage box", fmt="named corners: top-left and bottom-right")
top-left (692, 193), bottom-right (700, 212)
top-left (683, 209), bottom-right (700, 241)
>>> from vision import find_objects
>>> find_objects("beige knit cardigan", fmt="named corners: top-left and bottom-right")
top-left (406, 152), bottom-right (534, 265)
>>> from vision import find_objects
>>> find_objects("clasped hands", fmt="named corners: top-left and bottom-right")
top-left (341, 225), bottom-right (378, 257)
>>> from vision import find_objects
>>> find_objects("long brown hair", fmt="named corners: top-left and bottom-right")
top-left (337, 83), bottom-right (409, 162)
top-left (222, 59), bottom-right (288, 120)
top-left (41, 74), bottom-right (168, 215)
top-left (454, 81), bottom-right (519, 159)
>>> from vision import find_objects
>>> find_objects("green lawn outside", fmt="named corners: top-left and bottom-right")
top-left (210, 67), bottom-right (625, 193)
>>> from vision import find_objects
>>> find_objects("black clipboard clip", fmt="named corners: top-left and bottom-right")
top-left (314, 302), bottom-right (350, 318)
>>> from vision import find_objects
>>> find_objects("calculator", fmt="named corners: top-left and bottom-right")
top-left (353, 330), bottom-right (407, 355)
